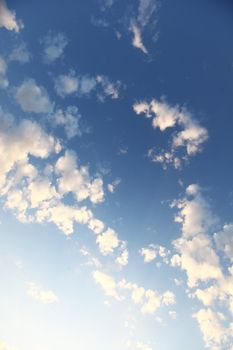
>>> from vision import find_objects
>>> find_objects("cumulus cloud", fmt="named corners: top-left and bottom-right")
top-left (0, 56), bottom-right (8, 88)
top-left (93, 270), bottom-right (122, 300)
top-left (0, 341), bottom-right (16, 350)
top-left (214, 223), bottom-right (233, 261)
top-left (130, 23), bottom-right (148, 54)
top-left (115, 249), bottom-right (129, 266)
top-left (41, 31), bottom-right (68, 63)
top-left (133, 99), bottom-right (208, 169)
top-left (107, 178), bottom-right (121, 193)
top-left (26, 282), bottom-right (58, 303)
top-left (140, 244), bottom-right (170, 264)
top-left (193, 308), bottom-right (232, 349)
top-left (55, 150), bottom-right (104, 204)
top-left (51, 106), bottom-right (82, 139)
top-left (54, 71), bottom-right (121, 100)
top-left (0, 0), bottom-right (23, 32)
top-left (15, 79), bottom-right (54, 113)
top-left (96, 228), bottom-right (119, 255)
top-left (9, 42), bottom-right (30, 63)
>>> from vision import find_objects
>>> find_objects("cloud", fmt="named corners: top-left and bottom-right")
top-left (41, 31), bottom-right (68, 64)
top-left (55, 150), bottom-right (104, 204)
top-left (0, 56), bottom-right (8, 88)
top-left (171, 186), bottom-right (222, 288)
top-left (0, 0), bottom-right (23, 32)
top-left (9, 42), bottom-right (30, 63)
top-left (54, 71), bottom-right (79, 97)
top-left (136, 341), bottom-right (152, 350)
top-left (130, 23), bottom-right (148, 54)
top-left (193, 308), bottom-right (232, 349)
top-left (15, 79), bottom-right (54, 113)
top-left (93, 270), bottom-right (122, 300)
top-left (51, 106), bottom-right (82, 139)
top-left (115, 249), bottom-right (129, 266)
top-left (107, 178), bottom-right (121, 193)
top-left (140, 244), bottom-right (170, 264)
top-left (54, 71), bottom-right (122, 100)
top-left (137, 0), bottom-right (158, 28)
top-left (0, 341), bottom-right (16, 350)
top-left (133, 99), bottom-right (208, 169)
top-left (96, 228), bottom-right (119, 255)
top-left (26, 282), bottom-right (58, 303)
top-left (214, 223), bottom-right (233, 261)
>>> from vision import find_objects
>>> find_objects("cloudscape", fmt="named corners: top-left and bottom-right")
top-left (0, 1), bottom-right (233, 349)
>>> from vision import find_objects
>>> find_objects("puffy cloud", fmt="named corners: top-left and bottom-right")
top-left (107, 178), bottom-right (121, 193)
top-left (140, 244), bottom-right (170, 264)
top-left (136, 341), bottom-right (152, 350)
top-left (115, 249), bottom-right (129, 266)
top-left (55, 150), bottom-right (104, 204)
top-left (130, 23), bottom-right (148, 54)
top-left (133, 99), bottom-right (208, 169)
top-left (15, 79), bottom-right (54, 113)
top-left (88, 218), bottom-right (105, 235)
top-left (0, 56), bottom-right (8, 89)
top-left (41, 31), bottom-right (68, 63)
top-left (54, 71), bottom-right (121, 100)
top-left (54, 71), bottom-right (79, 97)
top-left (118, 278), bottom-right (175, 314)
top-left (214, 223), bottom-right (233, 261)
top-left (172, 184), bottom-right (216, 238)
top-left (92, 270), bottom-right (122, 300)
top-left (0, 0), bottom-right (23, 32)
top-left (51, 106), bottom-right (82, 139)
top-left (26, 282), bottom-right (58, 303)
top-left (9, 42), bottom-right (30, 63)
top-left (0, 341), bottom-right (16, 350)
top-left (193, 308), bottom-right (232, 349)
top-left (96, 228), bottom-right (119, 255)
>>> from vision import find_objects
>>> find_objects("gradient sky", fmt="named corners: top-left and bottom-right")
top-left (0, 1), bottom-right (233, 349)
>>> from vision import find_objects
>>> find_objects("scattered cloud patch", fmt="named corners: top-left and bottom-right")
top-left (0, 0), bottom-right (23, 32)
top-left (130, 23), bottom-right (148, 54)
top-left (0, 56), bottom-right (8, 89)
top-left (41, 31), bottom-right (68, 64)
top-left (50, 106), bottom-right (82, 139)
top-left (9, 42), bottom-right (30, 63)
top-left (15, 79), bottom-right (54, 113)
top-left (26, 282), bottom-right (58, 303)
top-left (133, 99), bottom-right (208, 169)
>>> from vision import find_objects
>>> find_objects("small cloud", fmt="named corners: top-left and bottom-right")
top-left (9, 42), bottom-right (31, 63)
top-left (107, 178), bottom-right (121, 193)
top-left (130, 23), bottom-right (148, 54)
top-left (26, 281), bottom-right (58, 304)
top-left (50, 106), bottom-right (82, 139)
top-left (15, 79), bottom-right (53, 113)
top-left (0, 0), bottom-right (23, 32)
top-left (0, 56), bottom-right (8, 89)
top-left (41, 31), bottom-right (68, 64)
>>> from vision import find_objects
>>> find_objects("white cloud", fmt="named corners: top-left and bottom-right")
top-left (140, 244), bottom-right (170, 264)
top-left (116, 249), bottom-right (129, 266)
top-left (137, 0), bottom-right (158, 28)
top-left (107, 178), bottom-right (121, 193)
top-left (0, 0), bottom-right (23, 32)
top-left (15, 79), bottom-right (54, 113)
top-left (193, 308), bottom-right (230, 349)
top-left (51, 106), bottom-right (82, 139)
top-left (9, 42), bottom-right (30, 63)
top-left (136, 341), bottom-right (152, 350)
top-left (54, 71), bottom-right (121, 100)
top-left (96, 228), bottom-right (119, 255)
top-left (54, 71), bottom-right (79, 97)
top-left (55, 150), bottom-right (104, 204)
top-left (130, 23), bottom-right (148, 54)
top-left (133, 99), bottom-right (208, 168)
top-left (214, 223), bottom-right (233, 261)
top-left (92, 270), bottom-right (122, 300)
top-left (26, 282), bottom-right (58, 304)
top-left (41, 31), bottom-right (68, 63)
top-left (0, 56), bottom-right (8, 88)
top-left (0, 341), bottom-right (16, 350)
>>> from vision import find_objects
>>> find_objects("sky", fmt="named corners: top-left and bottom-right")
top-left (0, 0), bottom-right (233, 349)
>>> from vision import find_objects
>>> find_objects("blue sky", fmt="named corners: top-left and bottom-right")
top-left (0, 0), bottom-right (233, 349)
